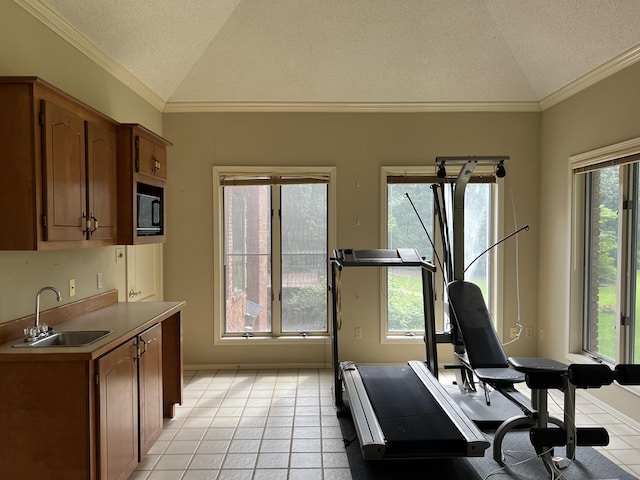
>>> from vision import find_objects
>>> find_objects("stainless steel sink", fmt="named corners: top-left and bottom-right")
top-left (13, 330), bottom-right (112, 347)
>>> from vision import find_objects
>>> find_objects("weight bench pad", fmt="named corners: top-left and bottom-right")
top-left (509, 357), bottom-right (568, 373)
top-left (474, 367), bottom-right (525, 384)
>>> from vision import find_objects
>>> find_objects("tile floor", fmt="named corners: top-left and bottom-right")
top-left (131, 368), bottom-right (640, 480)
top-left (131, 369), bottom-right (349, 480)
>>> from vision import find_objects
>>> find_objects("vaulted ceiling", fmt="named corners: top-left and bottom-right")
top-left (20, 0), bottom-right (640, 111)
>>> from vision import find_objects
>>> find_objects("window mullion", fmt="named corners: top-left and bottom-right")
top-left (272, 186), bottom-right (282, 336)
top-left (622, 164), bottom-right (638, 362)
top-left (582, 175), bottom-right (594, 354)
top-left (617, 166), bottom-right (630, 362)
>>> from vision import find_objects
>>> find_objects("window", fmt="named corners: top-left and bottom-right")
top-left (573, 144), bottom-right (640, 363)
top-left (384, 168), bottom-right (496, 336)
top-left (214, 167), bottom-right (335, 340)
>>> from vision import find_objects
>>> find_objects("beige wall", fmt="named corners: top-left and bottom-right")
top-left (539, 62), bottom-right (640, 422)
top-left (163, 111), bottom-right (540, 367)
top-left (0, 1), bottom-right (162, 323)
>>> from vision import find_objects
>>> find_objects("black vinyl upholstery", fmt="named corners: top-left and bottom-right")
top-left (448, 281), bottom-right (509, 368)
top-left (448, 280), bottom-right (525, 384)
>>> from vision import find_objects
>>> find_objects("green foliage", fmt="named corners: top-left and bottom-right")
top-left (387, 272), bottom-right (424, 332)
top-left (597, 204), bottom-right (618, 285)
top-left (282, 284), bottom-right (327, 332)
top-left (388, 184), bottom-right (432, 258)
top-left (281, 184), bottom-right (327, 253)
top-left (596, 280), bottom-right (640, 361)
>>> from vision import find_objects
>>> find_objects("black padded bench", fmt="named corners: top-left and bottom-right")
top-left (447, 280), bottom-right (615, 477)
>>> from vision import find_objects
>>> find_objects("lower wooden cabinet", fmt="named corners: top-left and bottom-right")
top-left (98, 338), bottom-right (139, 480)
top-left (0, 307), bottom-right (183, 480)
top-left (97, 324), bottom-right (163, 480)
top-left (139, 323), bottom-right (163, 457)
top-left (0, 360), bottom-right (94, 480)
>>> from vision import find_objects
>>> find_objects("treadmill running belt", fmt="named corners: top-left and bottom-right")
top-left (359, 365), bottom-right (466, 455)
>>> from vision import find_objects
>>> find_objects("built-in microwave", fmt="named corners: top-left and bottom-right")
top-left (136, 183), bottom-right (164, 236)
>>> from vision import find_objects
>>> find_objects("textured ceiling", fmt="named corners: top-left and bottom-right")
top-left (26, 0), bottom-right (640, 110)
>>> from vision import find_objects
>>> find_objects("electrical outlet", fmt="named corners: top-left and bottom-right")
top-left (69, 278), bottom-right (76, 297)
top-left (97, 272), bottom-right (103, 289)
top-left (509, 327), bottom-right (518, 339)
top-left (539, 328), bottom-right (544, 340)
top-left (526, 327), bottom-right (533, 338)
top-left (354, 327), bottom-right (363, 339)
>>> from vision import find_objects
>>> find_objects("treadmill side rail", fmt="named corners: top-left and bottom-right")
top-left (340, 362), bottom-right (387, 460)
top-left (409, 361), bottom-right (490, 457)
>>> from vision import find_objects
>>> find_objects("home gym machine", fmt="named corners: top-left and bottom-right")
top-left (431, 157), bottom-right (622, 478)
top-left (329, 248), bottom-right (490, 460)
top-left (428, 156), bottom-right (537, 422)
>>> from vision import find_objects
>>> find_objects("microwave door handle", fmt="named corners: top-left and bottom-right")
top-left (151, 199), bottom-right (162, 226)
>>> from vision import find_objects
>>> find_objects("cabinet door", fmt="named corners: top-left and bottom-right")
top-left (139, 323), bottom-right (163, 456)
top-left (41, 100), bottom-right (87, 242)
top-left (126, 244), bottom-right (163, 302)
top-left (86, 119), bottom-right (118, 242)
top-left (137, 135), bottom-right (167, 180)
top-left (97, 338), bottom-right (139, 480)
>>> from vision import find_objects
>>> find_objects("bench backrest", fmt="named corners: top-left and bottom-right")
top-left (448, 280), bottom-right (509, 368)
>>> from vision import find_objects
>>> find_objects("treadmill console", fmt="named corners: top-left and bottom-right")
top-left (333, 248), bottom-right (424, 267)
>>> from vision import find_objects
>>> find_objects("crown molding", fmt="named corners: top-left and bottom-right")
top-left (163, 101), bottom-right (541, 114)
top-left (540, 43), bottom-right (640, 111)
top-left (15, 0), bottom-right (166, 112)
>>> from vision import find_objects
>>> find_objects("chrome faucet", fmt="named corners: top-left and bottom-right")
top-left (34, 286), bottom-right (62, 330)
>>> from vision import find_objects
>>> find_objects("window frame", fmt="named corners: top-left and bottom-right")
top-left (570, 137), bottom-right (640, 364)
top-left (212, 166), bottom-right (337, 345)
top-left (380, 166), bottom-right (504, 344)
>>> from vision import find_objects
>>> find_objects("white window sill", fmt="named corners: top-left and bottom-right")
top-left (215, 335), bottom-right (331, 346)
top-left (565, 352), bottom-right (611, 365)
top-left (382, 334), bottom-right (425, 345)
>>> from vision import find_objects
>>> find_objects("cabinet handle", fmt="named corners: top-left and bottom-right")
top-left (152, 157), bottom-right (161, 175)
top-left (89, 214), bottom-right (98, 234)
top-left (139, 337), bottom-right (157, 357)
top-left (139, 338), bottom-right (147, 357)
top-left (129, 289), bottom-right (142, 299)
top-left (81, 213), bottom-right (90, 233)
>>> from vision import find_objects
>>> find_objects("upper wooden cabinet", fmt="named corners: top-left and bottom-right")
top-left (117, 124), bottom-right (172, 245)
top-left (0, 77), bottom-right (171, 250)
top-left (40, 100), bottom-right (87, 243)
top-left (137, 129), bottom-right (168, 180)
top-left (118, 124), bottom-right (171, 182)
top-left (0, 77), bottom-right (118, 249)
top-left (86, 118), bottom-right (118, 242)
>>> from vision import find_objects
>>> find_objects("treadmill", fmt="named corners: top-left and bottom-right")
top-left (330, 248), bottom-right (489, 460)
